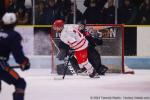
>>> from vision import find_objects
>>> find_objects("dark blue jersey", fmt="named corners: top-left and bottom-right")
top-left (0, 28), bottom-right (26, 64)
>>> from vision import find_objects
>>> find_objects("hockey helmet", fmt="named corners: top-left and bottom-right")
top-left (2, 12), bottom-right (17, 25)
top-left (53, 20), bottom-right (64, 31)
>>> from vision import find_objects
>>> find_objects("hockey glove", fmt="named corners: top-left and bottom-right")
top-left (20, 57), bottom-right (30, 71)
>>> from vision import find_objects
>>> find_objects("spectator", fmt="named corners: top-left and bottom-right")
top-left (102, 0), bottom-right (115, 24)
top-left (83, 0), bottom-right (104, 24)
top-left (16, 6), bottom-right (29, 24)
top-left (118, 0), bottom-right (138, 24)
top-left (35, 1), bottom-right (45, 24)
top-left (38, 0), bottom-right (64, 25)
top-left (6, 0), bottom-right (17, 12)
top-left (138, 0), bottom-right (150, 24)
top-left (84, 0), bottom-right (107, 11)
top-left (55, 0), bottom-right (72, 16)
top-left (16, 0), bottom-right (25, 7)
top-left (65, 3), bottom-right (83, 24)
top-left (132, 0), bottom-right (143, 8)
top-left (0, 0), bottom-right (5, 18)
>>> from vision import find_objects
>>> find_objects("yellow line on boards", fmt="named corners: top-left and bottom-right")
top-left (16, 25), bottom-right (52, 27)
top-left (16, 24), bottom-right (150, 27)
top-left (125, 25), bottom-right (150, 27)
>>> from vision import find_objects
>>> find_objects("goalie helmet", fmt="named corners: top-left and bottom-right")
top-left (2, 12), bottom-right (17, 25)
top-left (53, 19), bottom-right (64, 31)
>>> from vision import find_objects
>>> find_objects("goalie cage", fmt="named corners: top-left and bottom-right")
top-left (49, 24), bottom-right (134, 74)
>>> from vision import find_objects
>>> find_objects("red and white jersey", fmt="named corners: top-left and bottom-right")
top-left (60, 24), bottom-right (88, 51)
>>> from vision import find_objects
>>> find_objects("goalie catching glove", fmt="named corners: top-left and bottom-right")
top-left (19, 57), bottom-right (30, 71)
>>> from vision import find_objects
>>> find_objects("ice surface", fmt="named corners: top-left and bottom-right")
top-left (0, 69), bottom-right (150, 100)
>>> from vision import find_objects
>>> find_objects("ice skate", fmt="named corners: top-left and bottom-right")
top-left (89, 70), bottom-right (99, 78)
top-left (77, 67), bottom-right (87, 73)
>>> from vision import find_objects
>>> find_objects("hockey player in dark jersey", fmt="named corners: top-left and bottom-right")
top-left (0, 13), bottom-right (30, 100)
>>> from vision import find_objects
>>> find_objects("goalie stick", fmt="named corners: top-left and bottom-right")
top-left (62, 57), bottom-right (70, 79)
top-left (62, 52), bottom-right (77, 79)
top-left (53, 53), bottom-right (76, 80)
